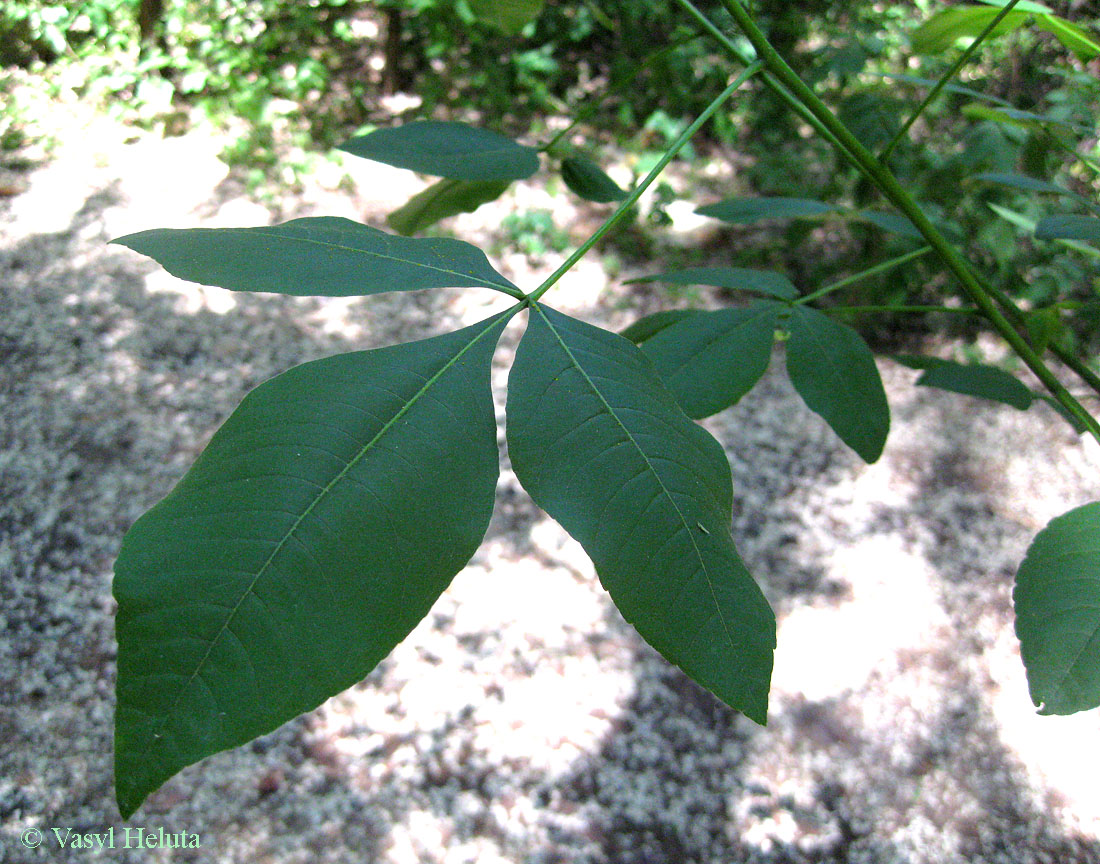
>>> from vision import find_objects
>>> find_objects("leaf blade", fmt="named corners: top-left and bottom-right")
top-left (114, 311), bottom-right (513, 817)
top-left (387, 178), bottom-right (511, 236)
top-left (1035, 215), bottom-right (1100, 242)
top-left (507, 305), bottom-right (776, 722)
top-left (1014, 502), bottom-right (1100, 715)
top-left (112, 217), bottom-right (520, 297)
top-left (339, 121), bottom-right (540, 182)
top-left (561, 155), bottom-right (628, 203)
top-left (641, 302), bottom-right (782, 418)
top-left (625, 267), bottom-right (798, 300)
top-left (785, 305), bottom-right (890, 463)
top-left (915, 359), bottom-right (1035, 410)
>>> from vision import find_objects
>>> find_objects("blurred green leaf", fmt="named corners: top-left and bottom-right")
top-left (467, 0), bottom-right (545, 34)
top-left (1036, 215), bottom-right (1100, 242)
top-left (696, 197), bottom-right (838, 224)
top-left (387, 178), bottom-right (511, 236)
top-left (561, 156), bottom-right (628, 203)
top-left (1015, 502), bottom-right (1100, 715)
top-left (912, 6), bottom-right (1028, 54)
top-left (914, 359), bottom-right (1035, 409)
top-left (340, 121), bottom-right (540, 182)
top-left (626, 267), bottom-right (798, 300)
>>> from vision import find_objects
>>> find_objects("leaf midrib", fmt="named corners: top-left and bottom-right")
top-left (534, 304), bottom-right (738, 654)
top-left (143, 307), bottom-right (516, 758)
top-left (243, 226), bottom-right (520, 295)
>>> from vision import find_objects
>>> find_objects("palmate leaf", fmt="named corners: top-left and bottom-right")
top-left (387, 178), bottom-right (512, 236)
top-left (625, 267), bottom-right (799, 300)
top-left (339, 121), bottom-right (540, 183)
top-left (507, 305), bottom-right (776, 723)
top-left (113, 216), bottom-right (520, 297)
top-left (641, 302), bottom-right (783, 419)
top-left (114, 311), bottom-right (514, 817)
top-left (1014, 502), bottom-right (1100, 714)
top-left (785, 306), bottom-right (890, 464)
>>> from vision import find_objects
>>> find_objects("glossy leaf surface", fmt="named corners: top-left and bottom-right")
top-left (507, 305), bottom-right (776, 723)
top-left (641, 302), bottom-right (782, 418)
top-left (1015, 502), bottom-right (1100, 714)
top-left (561, 156), bottom-right (628, 203)
top-left (387, 178), bottom-right (511, 236)
top-left (915, 359), bottom-right (1034, 410)
top-left (785, 305), bottom-right (890, 463)
top-left (113, 217), bottom-right (520, 297)
top-left (626, 267), bottom-right (798, 300)
top-left (114, 312), bottom-right (512, 817)
top-left (696, 197), bottom-right (837, 224)
top-left (339, 121), bottom-right (540, 182)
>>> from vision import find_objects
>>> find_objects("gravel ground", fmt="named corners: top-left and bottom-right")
top-left (2, 106), bottom-right (1099, 864)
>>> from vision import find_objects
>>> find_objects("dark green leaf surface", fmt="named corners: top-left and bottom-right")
top-left (785, 306), bottom-right (890, 463)
top-left (1014, 502), bottom-right (1100, 714)
top-left (620, 309), bottom-right (700, 345)
top-left (626, 267), bottom-right (798, 300)
top-left (507, 305), bottom-right (776, 723)
top-left (975, 172), bottom-right (1076, 197)
top-left (696, 197), bottom-right (837, 224)
top-left (915, 359), bottom-right (1034, 410)
top-left (114, 311), bottom-right (513, 817)
top-left (467, 0), bottom-right (545, 34)
top-left (859, 210), bottom-right (921, 239)
top-left (387, 178), bottom-right (511, 236)
top-left (641, 302), bottom-right (782, 418)
top-left (561, 156), bottom-right (628, 203)
top-left (339, 121), bottom-right (540, 182)
top-left (1035, 215), bottom-right (1100, 242)
top-left (113, 216), bottom-right (520, 297)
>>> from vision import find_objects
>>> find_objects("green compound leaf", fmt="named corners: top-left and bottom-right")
top-left (1014, 502), bottom-right (1100, 715)
top-left (620, 309), bottom-right (700, 345)
top-left (914, 359), bottom-right (1035, 410)
top-left (696, 197), bottom-right (838, 224)
top-left (467, 0), bottom-right (545, 34)
top-left (561, 156), bottom-right (628, 203)
top-left (507, 304), bottom-right (776, 723)
top-left (113, 311), bottom-right (513, 817)
top-left (785, 305), bottom-right (890, 463)
top-left (113, 216), bottom-right (520, 297)
top-left (339, 121), bottom-right (540, 182)
top-left (1035, 215), bottom-right (1100, 242)
top-left (387, 178), bottom-right (511, 236)
top-left (641, 302), bottom-right (783, 419)
top-left (626, 267), bottom-right (798, 301)
top-left (911, 6), bottom-right (1028, 54)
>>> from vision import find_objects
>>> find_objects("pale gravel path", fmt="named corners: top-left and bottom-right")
top-left (2, 108), bottom-right (1099, 864)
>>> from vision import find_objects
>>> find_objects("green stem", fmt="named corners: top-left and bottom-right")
top-left (671, 0), bottom-right (860, 170)
top-left (880, 0), bottom-right (1023, 162)
top-left (796, 246), bottom-right (933, 305)
top-left (527, 62), bottom-right (764, 304)
top-left (713, 0), bottom-right (1100, 440)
